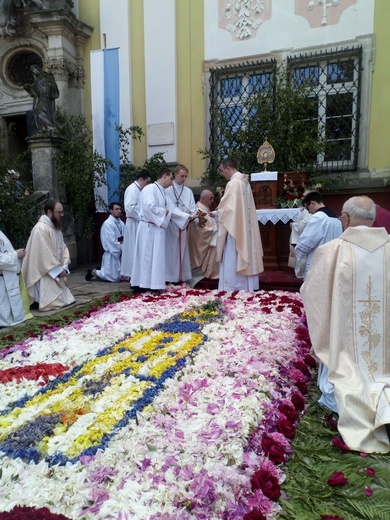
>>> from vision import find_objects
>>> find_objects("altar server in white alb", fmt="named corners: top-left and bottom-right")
top-left (120, 170), bottom-right (151, 280)
top-left (165, 164), bottom-right (196, 283)
top-left (131, 168), bottom-right (198, 292)
top-left (295, 191), bottom-right (342, 279)
top-left (301, 196), bottom-right (390, 454)
top-left (0, 229), bottom-right (27, 326)
top-left (87, 203), bottom-right (126, 282)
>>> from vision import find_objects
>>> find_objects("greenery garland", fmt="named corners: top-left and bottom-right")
top-left (280, 387), bottom-right (390, 520)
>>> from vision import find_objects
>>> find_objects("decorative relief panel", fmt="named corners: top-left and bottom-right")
top-left (295, 0), bottom-right (357, 28)
top-left (218, 0), bottom-right (271, 41)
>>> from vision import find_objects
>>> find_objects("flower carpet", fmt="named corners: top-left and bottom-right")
top-left (0, 287), bottom-right (313, 520)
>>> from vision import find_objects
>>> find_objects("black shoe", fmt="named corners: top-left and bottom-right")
top-left (30, 301), bottom-right (39, 309)
top-left (131, 286), bottom-right (147, 294)
top-left (85, 268), bottom-right (93, 281)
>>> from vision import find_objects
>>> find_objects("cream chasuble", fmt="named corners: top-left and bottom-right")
top-left (301, 227), bottom-right (390, 453)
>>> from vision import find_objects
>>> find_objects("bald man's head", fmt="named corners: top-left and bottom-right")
top-left (199, 190), bottom-right (215, 209)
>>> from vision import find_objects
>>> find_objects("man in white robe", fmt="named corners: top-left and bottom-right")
top-left (0, 230), bottom-right (27, 326)
top-left (86, 202), bottom-right (126, 282)
top-left (120, 170), bottom-right (151, 279)
top-left (188, 189), bottom-right (219, 286)
top-left (295, 191), bottom-right (342, 279)
top-left (22, 199), bottom-right (75, 311)
top-left (288, 188), bottom-right (317, 278)
top-left (301, 196), bottom-right (390, 453)
top-left (217, 157), bottom-right (264, 291)
top-left (165, 164), bottom-right (196, 283)
top-left (131, 168), bottom-right (197, 291)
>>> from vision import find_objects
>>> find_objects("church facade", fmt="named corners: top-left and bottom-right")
top-left (0, 1), bottom-right (389, 199)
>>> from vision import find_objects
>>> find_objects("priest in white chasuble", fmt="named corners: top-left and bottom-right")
top-left (301, 195), bottom-right (390, 453)
top-left (217, 157), bottom-right (264, 291)
top-left (22, 199), bottom-right (75, 312)
top-left (188, 189), bottom-right (220, 286)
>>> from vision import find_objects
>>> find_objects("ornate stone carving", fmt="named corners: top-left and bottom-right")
top-left (45, 58), bottom-right (85, 81)
top-left (224, 0), bottom-right (266, 40)
top-left (0, 0), bottom-right (43, 38)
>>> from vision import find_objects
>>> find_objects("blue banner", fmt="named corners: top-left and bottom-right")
top-left (103, 48), bottom-right (120, 205)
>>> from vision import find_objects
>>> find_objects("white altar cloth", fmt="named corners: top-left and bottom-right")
top-left (256, 208), bottom-right (301, 225)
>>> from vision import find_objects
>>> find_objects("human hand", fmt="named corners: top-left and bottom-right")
top-left (16, 248), bottom-right (26, 259)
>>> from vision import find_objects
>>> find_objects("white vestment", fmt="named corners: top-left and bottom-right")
top-left (217, 172), bottom-right (264, 291)
top-left (295, 211), bottom-right (342, 279)
top-left (289, 208), bottom-right (311, 278)
top-left (96, 215), bottom-right (126, 282)
top-left (301, 227), bottom-right (390, 453)
top-left (187, 201), bottom-right (219, 287)
top-left (120, 181), bottom-right (142, 278)
top-left (131, 183), bottom-right (189, 290)
top-left (22, 216), bottom-right (75, 311)
top-left (165, 182), bottom-right (196, 282)
top-left (0, 231), bottom-right (25, 327)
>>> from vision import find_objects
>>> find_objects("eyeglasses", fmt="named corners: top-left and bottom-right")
top-left (53, 210), bottom-right (64, 215)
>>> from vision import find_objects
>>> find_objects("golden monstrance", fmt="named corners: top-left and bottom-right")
top-left (256, 137), bottom-right (275, 171)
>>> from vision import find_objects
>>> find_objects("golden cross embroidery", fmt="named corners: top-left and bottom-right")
top-left (359, 276), bottom-right (381, 375)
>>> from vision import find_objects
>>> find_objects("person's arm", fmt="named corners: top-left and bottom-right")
top-left (100, 221), bottom-right (123, 255)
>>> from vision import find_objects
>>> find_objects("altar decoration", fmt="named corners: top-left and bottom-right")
top-left (256, 137), bottom-right (276, 172)
top-left (275, 174), bottom-right (309, 209)
top-left (252, 138), bottom-right (278, 209)
top-left (0, 288), bottom-right (313, 519)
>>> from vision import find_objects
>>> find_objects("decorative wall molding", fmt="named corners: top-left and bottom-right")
top-left (296, 0), bottom-right (357, 28)
top-left (220, 0), bottom-right (271, 40)
top-left (45, 58), bottom-right (84, 82)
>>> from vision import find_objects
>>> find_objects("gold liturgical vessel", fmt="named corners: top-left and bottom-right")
top-left (257, 137), bottom-right (275, 171)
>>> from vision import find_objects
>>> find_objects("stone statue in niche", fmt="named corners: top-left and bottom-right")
top-left (24, 65), bottom-right (59, 134)
top-left (0, 0), bottom-right (20, 35)
top-left (0, 0), bottom-right (43, 37)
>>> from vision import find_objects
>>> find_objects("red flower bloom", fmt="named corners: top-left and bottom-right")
top-left (0, 363), bottom-right (69, 384)
top-left (293, 359), bottom-right (311, 376)
top-left (277, 417), bottom-right (296, 439)
top-left (321, 516), bottom-right (345, 520)
top-left (0, 506), bottom-right (71, 519)
top-left (1, 334), bottom-right (15, 342)
top-left (278, 401), bottom-right (298, 423)
top-left (303, 353), bottom-right (316, 368)
top-left (331, 436), bottom-right (350, 452)
top-left (261, 436), bottom-right (285, 464)
top-left (364, 467), bottom-right (376, 477)
top-left (243, 510), bottom-right (267, 520)
top-left (294, 379), bottom-right (307, 394)
top-left (250, 469), bottom-right (281, 501)
top-left (364, 486), bottom-right (373, 497)
top-left (327, 472), bottom-right (349, 486)
top-left (291, 391), bottom-right (306, 411)
top-left (323, 412), bottom-right (338, 430)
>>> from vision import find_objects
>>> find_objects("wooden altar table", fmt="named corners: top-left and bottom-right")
top-left (256, 208), bottom-right (301, 270)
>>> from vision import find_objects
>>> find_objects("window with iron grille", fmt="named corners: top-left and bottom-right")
top-left (208, 47), bottom-right (362, 173)
top-left (289, 47), bottom-right (362, 172)
top-left (208, 60), bottom-right (276, 168)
